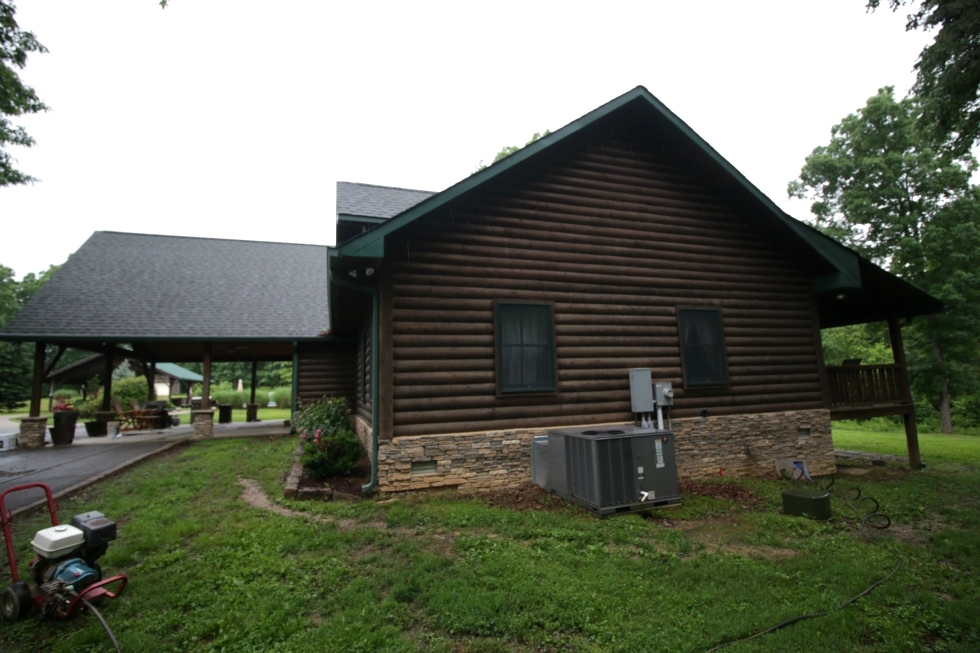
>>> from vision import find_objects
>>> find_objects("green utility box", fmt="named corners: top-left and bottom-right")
top-left (782, 487), bottom-right (832, 521)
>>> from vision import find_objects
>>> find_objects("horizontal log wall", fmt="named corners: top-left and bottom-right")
top-left (296, 342), bottom-right (356, 408)
top-left (383, 130), bottom-right (824, 438)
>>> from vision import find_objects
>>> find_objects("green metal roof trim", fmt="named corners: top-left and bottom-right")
top-left (155, 362), bottom-right (204, 382)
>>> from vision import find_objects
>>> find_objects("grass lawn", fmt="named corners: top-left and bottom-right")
top-left (215, 406), bottom-right (292, 424)
top-left (1, 428), bottom-right (978, 652)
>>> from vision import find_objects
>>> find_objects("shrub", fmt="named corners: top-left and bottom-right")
top-left (112, 376), bottom-right (152, 406)
top-left (293, 396), bottom-right (362, 479)
top-left (75, 392), bottom-right (101, 419)
top-left (272, 387), bottom-right (291, 409)
top-left (212, 389), bottom-right (248, 407)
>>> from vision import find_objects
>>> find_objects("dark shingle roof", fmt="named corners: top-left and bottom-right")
top-left (337, 182), bottom-right (434, 220)
top-left (1, 232), bottom-right (330, 342)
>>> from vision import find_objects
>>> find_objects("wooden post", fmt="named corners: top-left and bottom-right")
top-left (101, 349), bottom-right (114, 412)
top-left (202, 344), bottom-right (212, 407)
top-left (889, 316), bottom-right (921, 469)
top-left (29, 341), bottom-right (45, 417)
top-left (146, 361), bottom-right (157, 401)
top-left (246, 358), bottom-right (260, 422)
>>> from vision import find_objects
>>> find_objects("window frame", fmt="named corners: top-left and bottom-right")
top-left (677, 307), bottom-right (730, 389)
top-left (494, 300), bottom-right (558, 396)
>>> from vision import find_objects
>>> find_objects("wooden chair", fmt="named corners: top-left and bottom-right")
top-left (130, 399), bottom-right (161, 430)
top-left (112, 399), bottom-right (138, 431)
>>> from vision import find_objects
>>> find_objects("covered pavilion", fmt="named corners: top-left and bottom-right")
top-left (0, 231), bottom-right (338, 445)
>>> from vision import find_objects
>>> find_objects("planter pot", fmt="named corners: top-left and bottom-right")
top-left (53, 411), bottom-right (78, 429)
top-left (49, 425), bottom-right (75, 446)
top-left (84, 421), bottom-right (107, 437)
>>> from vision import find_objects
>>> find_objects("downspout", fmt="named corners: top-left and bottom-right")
top-left (329, 268), bottom-right (380, 494)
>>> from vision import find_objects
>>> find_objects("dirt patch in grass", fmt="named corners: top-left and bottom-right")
top-left (239, 478), bottom-right (329, 521)
top-left (679, 518), bottom-right (799, 560)
top-left (678, 479), bottom-right (764, 510)
top-left (239, 478), bottom-right (379, 530)
top-left (478, 483), bottom-right (576, 512)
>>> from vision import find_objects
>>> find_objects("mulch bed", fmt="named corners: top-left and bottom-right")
top-left (298, 456), bottom-right (371, 499)
top-left (479, 483), bottom-right (573, 512)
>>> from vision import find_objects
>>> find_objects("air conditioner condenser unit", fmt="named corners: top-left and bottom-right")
top-left (543, 425), bottom-right (681, 516)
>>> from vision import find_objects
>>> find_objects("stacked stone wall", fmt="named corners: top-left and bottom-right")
top-left (365, 409), bottom-right (834, 493)
top-left (18, 417), bottom-right (47, 450)
top-left (191, 409), bottom-right (214, 439)
top-left (670, 409), bottom-right (834, 479)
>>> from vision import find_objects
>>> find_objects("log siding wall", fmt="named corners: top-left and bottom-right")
top-left (296, 343), bottom-right (356, 408)
top-left (381, 132), bottom-right (825, 439)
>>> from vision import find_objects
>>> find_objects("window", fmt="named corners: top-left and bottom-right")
top-left (678, 308), bottom-right (729, 387)
top-left (495, 301), bottom-right (556, 394)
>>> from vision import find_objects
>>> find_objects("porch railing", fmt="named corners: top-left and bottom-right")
top-left (826, 364), bottom-right (910, 409)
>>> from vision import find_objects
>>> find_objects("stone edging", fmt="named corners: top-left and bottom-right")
top-left (283, 445), bottom-right (333, 501)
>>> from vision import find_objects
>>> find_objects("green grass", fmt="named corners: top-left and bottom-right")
top-left (2, 430), bottom-right (979, 652)
top-left (833, 426), bottom-right (980, 466)
top-left (207, 406), bottom-right (292, 424)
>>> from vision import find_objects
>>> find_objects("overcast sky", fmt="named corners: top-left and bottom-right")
top-left (1, 1), bottom-right (932, 280)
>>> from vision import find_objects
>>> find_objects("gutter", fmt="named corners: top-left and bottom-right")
top-left (328, 267), bottom-right (380, 494)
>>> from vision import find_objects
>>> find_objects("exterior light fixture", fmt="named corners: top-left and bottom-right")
top-left (365, 268), bottom-right (375, 277)
top-left (348, 270), bottom-right (357, 278)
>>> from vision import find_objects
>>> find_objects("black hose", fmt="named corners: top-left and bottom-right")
top-left (703, 561), bottom-right (902, 652)
top-left (80, 598), bottom-right (122, 653)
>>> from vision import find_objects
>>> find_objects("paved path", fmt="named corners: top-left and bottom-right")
top-left (0, 440), bottom-right (181, 513)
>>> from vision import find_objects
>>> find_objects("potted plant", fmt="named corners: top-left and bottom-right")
top-left (84, 421), bottom-right (107, 437)
top-left (50, 400), bottom-right (78, 446)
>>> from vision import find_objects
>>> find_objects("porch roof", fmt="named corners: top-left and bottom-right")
top-left (0, 231), bottom-right (334, 361)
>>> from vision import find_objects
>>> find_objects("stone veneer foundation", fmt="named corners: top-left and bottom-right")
top-left (353, 409), bottom-right (835, 493)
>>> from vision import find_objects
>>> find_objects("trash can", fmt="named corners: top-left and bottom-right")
top-left (218, 404), bottom-right (232, 424)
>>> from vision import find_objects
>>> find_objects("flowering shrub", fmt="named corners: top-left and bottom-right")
top-left (293, 396), bottom-right (362, 479)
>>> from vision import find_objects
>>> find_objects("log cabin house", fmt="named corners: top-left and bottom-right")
top-left (319, 86), bottom-right (942, 492)
top-left (2, 87), bottom-right (941, 492)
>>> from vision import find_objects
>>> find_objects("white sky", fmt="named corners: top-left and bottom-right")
top-left (1, 0), bottom-right (932, 280)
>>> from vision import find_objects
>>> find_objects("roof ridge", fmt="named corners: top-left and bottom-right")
top-left (96, 231), bottom-right (329, 250)
top-left (337, 181), bottom-right (435, 195)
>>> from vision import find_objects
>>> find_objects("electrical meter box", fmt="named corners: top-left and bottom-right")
top-left (654, 382), bottom-right (674, 407)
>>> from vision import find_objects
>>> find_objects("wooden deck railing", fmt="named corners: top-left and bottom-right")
top-left (826, 364), bottom-right (910, 409)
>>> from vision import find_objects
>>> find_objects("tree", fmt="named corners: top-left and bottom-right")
top-left (0, 0), bottom-right (48, 186)
top-left (475, 130), bottom-right (551, 172)
top-left (868, 0), bottom-right (980, 152)
top-left (789, 87), bottom-right (980, 432)
top-left (0, 263), bottom-right (56, 408)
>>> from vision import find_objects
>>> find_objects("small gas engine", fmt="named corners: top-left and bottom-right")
top-left (27, 511), bottom-right (117, 617)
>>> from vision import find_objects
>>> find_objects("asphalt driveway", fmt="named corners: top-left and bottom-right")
top-left (0, 438), bottom-right (185, 515)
